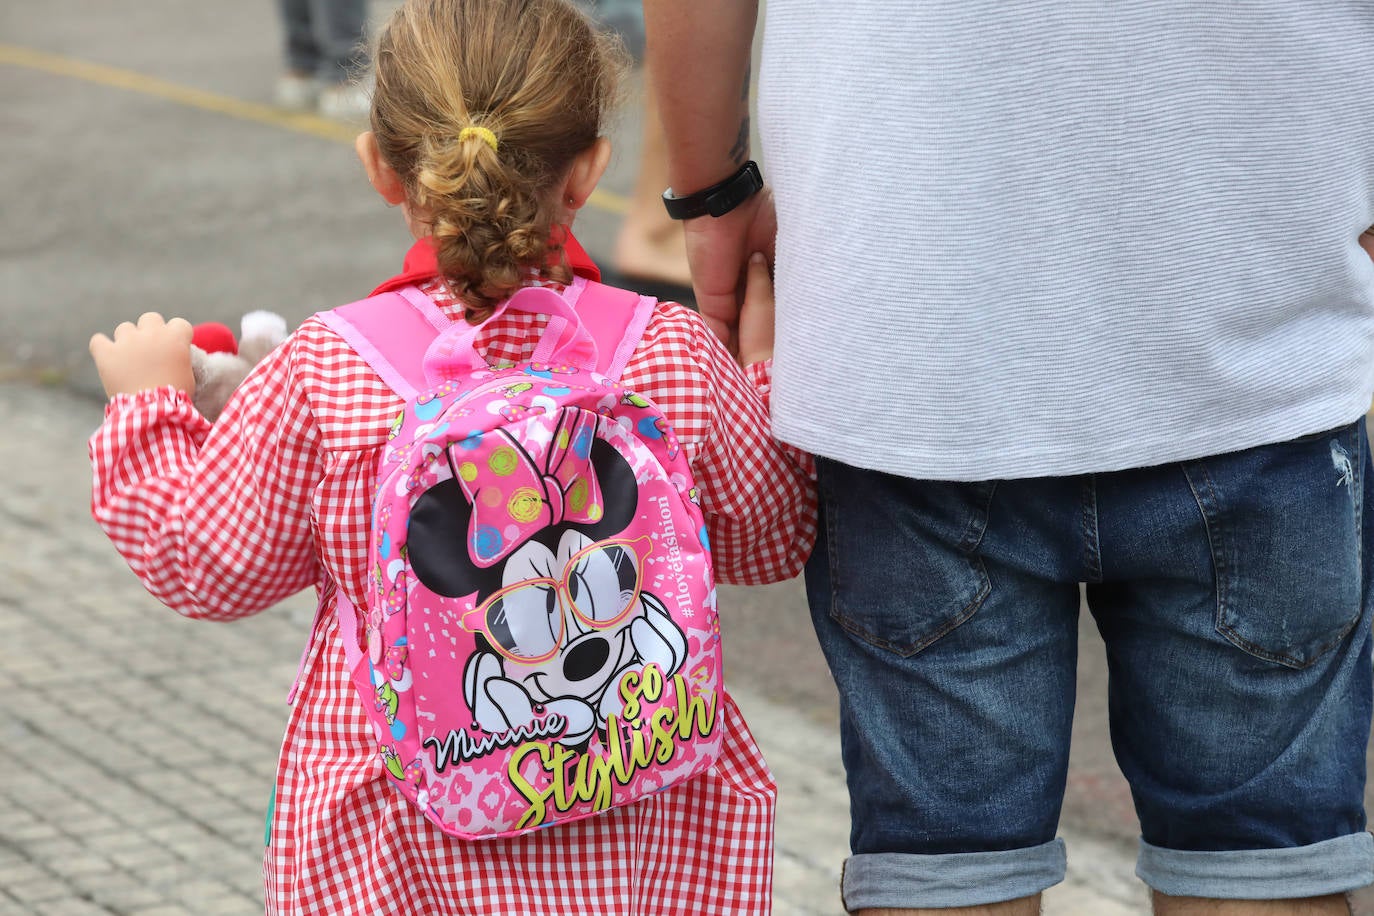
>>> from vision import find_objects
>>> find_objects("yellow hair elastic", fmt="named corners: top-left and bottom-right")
top-left (458, 126), bottom-right (499, 153)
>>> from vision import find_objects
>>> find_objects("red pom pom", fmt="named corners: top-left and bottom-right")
top-left (192, 322), bottom-right (238, 355)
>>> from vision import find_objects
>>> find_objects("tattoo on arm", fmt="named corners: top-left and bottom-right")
top-left (729, 116), bottom-right (750, 166)
top-left (728, 63), bottom-right (752, 165)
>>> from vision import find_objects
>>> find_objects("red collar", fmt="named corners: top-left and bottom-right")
top-left (370, 227), bottom-right (601, 296)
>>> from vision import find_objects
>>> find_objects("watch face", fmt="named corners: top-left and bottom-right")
top-left (709, 163), bottom-right (764, 217)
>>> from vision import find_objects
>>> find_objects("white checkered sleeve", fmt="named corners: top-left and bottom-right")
top-left (89, 340), bottom-right (324, 621)
top-left (744, 357), bottom-right (817, 492)
top-left (631, 309), bottom-right (817, 586)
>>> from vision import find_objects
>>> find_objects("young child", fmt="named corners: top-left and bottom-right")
top-left (87, 0), bottom-right (813, 912)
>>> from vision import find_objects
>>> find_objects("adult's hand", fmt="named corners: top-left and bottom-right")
top-left (683, 187), bottom-right (776, 357)
top-left (89, 312), bottom-right (195, 399)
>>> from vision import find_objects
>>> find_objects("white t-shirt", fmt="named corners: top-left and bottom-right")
top-left (760, 0), bottom-right (1374, 480)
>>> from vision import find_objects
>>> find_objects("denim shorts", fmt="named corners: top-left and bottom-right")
top-left (805, 421), bottom-right (1374, 909)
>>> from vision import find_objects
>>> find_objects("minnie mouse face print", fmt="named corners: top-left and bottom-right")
top-left (458, 530), bottom-right (687, 747)
top-left (407, 410), bottom-right (688, 750)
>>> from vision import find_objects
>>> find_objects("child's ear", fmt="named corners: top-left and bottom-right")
top-left (355, 131), bottom-right (408, 206)
top-left (561, 138), bottom-right (613, 213)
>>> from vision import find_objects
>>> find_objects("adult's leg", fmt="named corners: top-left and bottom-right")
top-left (805, 459), bottom-right (1085, 912)
top-left (577, 2), bottom-right (692, 291)
top-left (612, 77), bottom-right (694, 290)
top-left (1152, 893), bottom-right (1349, 914)
top-left (855, 901), bottom-right (1041, 916)
top-left (308, 0), bottom-right (368, 85)
top-left (1090, 421), bottom-right (1374, 907)
top-left (277, 0), bottom-right (321, 77)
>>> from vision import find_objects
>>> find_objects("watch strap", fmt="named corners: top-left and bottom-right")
top-left (662, 161), bottom-right (763, 220)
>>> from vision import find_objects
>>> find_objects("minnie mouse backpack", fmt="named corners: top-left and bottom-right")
top-left (306, 278), bottom-right (723, 840)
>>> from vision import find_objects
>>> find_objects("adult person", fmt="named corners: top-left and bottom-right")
top-left (643, 1), bottom-right (1374, 913)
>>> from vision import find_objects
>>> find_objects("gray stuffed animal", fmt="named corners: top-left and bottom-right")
top-left (190, 311), bottom-right (289, 421)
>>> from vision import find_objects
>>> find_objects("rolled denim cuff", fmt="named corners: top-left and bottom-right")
top-left (841, 838), bottom-right (1066, 911)
top-left (1137, 832), bottom-right (1374, 898)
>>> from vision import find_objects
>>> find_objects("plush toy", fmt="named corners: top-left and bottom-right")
top-left (190, 311), bottom-right (289, 421)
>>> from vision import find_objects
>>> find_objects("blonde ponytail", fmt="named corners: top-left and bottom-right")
top-left (370, 0), bottom-right (628, 320)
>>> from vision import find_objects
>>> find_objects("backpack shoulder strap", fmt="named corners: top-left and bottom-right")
top-left (316, 286), bottom-right (449, 399)
top-left (292, 285), bottom-right (449, 705)
top-left (316, 279), bottom-right (656, 394)
top-left (564, 276), bottom-right (657, 382)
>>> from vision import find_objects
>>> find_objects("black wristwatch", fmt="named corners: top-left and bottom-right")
top-left (662, 161), bottom-right (763, 220)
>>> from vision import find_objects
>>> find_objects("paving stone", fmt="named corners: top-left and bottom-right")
top-left (65, 870), bottom-right (167, 911)
top-left (6, 877), bottom-right (75, 905)
top-left (43, 854), bottom-right (119, 880)
top-left (31, 899), bottom-right (120, 916)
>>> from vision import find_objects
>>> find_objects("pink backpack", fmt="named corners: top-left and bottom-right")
top-left (308, 278), bottom-right (723, 840)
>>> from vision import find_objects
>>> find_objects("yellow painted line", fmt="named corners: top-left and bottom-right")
top-left (0, 42), bottom-right (629, 215)
top-left (0, 43), bottom-right (358, 143)
top-left (588, 187), bottom-right (630, 216)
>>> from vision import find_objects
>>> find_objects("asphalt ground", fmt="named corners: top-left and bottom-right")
top-left (1, 1), bottom-right (1367, 913)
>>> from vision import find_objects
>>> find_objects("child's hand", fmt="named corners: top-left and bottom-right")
top-left (89, 312), bottom-right (196, 399)
top-left (1362, 228), bottom-right (1374, 263)
top-left (737, 252), bottom-right (775, 367)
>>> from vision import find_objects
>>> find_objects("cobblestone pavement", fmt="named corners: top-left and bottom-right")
top-left (0, 378), bottom-right (1150, 914)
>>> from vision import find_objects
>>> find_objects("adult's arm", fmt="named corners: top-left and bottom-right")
top-left (643, 0), bottom-right (774, 355)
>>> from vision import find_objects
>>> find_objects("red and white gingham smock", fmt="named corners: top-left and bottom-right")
top-left (89, 268), bottom-right (817, 915)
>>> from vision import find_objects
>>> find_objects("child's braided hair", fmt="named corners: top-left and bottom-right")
top-left (371, 0), bottom-right (627, 320)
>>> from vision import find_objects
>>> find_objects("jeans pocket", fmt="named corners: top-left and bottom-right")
top-left (1183, 422), bottom-right (1365, 670)
top-left (818, 459), bottom-right (993, 657)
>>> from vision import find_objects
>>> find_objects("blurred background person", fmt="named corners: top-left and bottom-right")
top-left (582, 0), bottom-right (694, 305)
top-left (274, 0), bottom-right (372, 120)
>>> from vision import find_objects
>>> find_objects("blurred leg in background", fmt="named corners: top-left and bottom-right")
top-left (275, 0), bottom-right (371, 121)
top-left (582, 0), bottom-right (695, 305)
